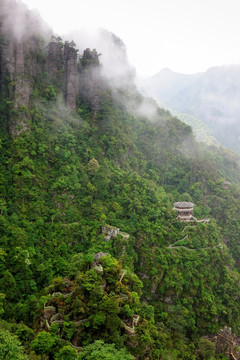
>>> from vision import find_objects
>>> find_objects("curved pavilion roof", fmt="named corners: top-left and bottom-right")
top-left (174, 201), bottom-right (194, 209)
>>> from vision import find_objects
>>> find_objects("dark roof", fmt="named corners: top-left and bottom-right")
top-left (174, 201), bottom-right (194, 209)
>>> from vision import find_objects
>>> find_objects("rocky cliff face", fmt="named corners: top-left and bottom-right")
top-left (0, 33), bottom-right (79, 133)
top-left (63, 42), bottom-right (79, 110)
top-left (78, 48), bottom-right (102, 116)
top-left (0, 0), bottom-right (102, 134)
top-left (0, 0), bottom-right (48, 134)
top-left (14, 42), bottom-right (32, 108)
top-left (0, 38), bottom-right (33, 104)
top-left (46, 41), bottom-right (63, 76)
top-left (0, 35), bottom-right (33, 133)
top-left (46, 41), bottom-right (80, 110)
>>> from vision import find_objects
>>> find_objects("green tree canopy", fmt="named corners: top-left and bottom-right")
top-left (78, 340), bottom-right (134, 360)
top-left (0, 329), bottom-right (28, 360)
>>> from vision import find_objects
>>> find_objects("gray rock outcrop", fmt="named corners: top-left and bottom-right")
top-left (63, 42), bottom-right (79, 110)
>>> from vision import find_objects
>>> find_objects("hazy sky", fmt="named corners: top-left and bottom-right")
top-left (22, 0), bottom-right (240, 77)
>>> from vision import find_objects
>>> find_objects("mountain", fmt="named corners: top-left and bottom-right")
top-left (2, 1), bottom-right (240, 359)
top-left (141, 66), bottom-right (240, 152)
top-left (140, 67), bottom-right (201, 106)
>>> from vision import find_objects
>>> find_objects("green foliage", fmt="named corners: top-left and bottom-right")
top-left (44, 85), bottom-right (57, 101)
top-left (78, 340), bottom-right (134, 360)
top-left (198, 338), bottom-right (216, 359)
top-left (122, 304), bottom-right (134, 318)
top-left (80, 48), bottom-right (100, 69)
top-left (56, 345), bottom-right (78, 360)
top-left (30, 331), bottom-right (57, 356)
top-left (15, 324), bottom-right (34, 348)
top-left (0, 329), bottom-right (28, 360)
top-left (87, 158), bottom-right (100, 175)
top-left (2, 17), bottom-right (240, 360)
top-left (0, 294), bottom-right (5, 316)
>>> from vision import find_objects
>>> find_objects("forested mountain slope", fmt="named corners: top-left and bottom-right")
top-left (141, 66), bottom-right (240, 152)
top-left (1, 1), bottom-right (240, 359)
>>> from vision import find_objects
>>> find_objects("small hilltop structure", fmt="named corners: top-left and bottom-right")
top-left (173, 201), bottom-right (209, 223)
top-left (223, 181), bottom-right (231, 189)
top-left (173, 202), bottom-right (194, 222)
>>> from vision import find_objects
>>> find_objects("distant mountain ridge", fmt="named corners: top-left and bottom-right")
top-left (141, 65), bottom-right (240, 152)
top-left (141, 68), bottom-right (201, 105)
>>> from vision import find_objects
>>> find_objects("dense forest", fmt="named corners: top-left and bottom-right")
top-left (1, 1), bottom-right (240, 359)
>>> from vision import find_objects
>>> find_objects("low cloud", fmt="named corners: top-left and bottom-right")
top-left (0, 0), bottom-right (51, 42)
top-left (64, 28), bottom-right (136, 90)
top-left (63, 27), bottom-right (162, 121)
